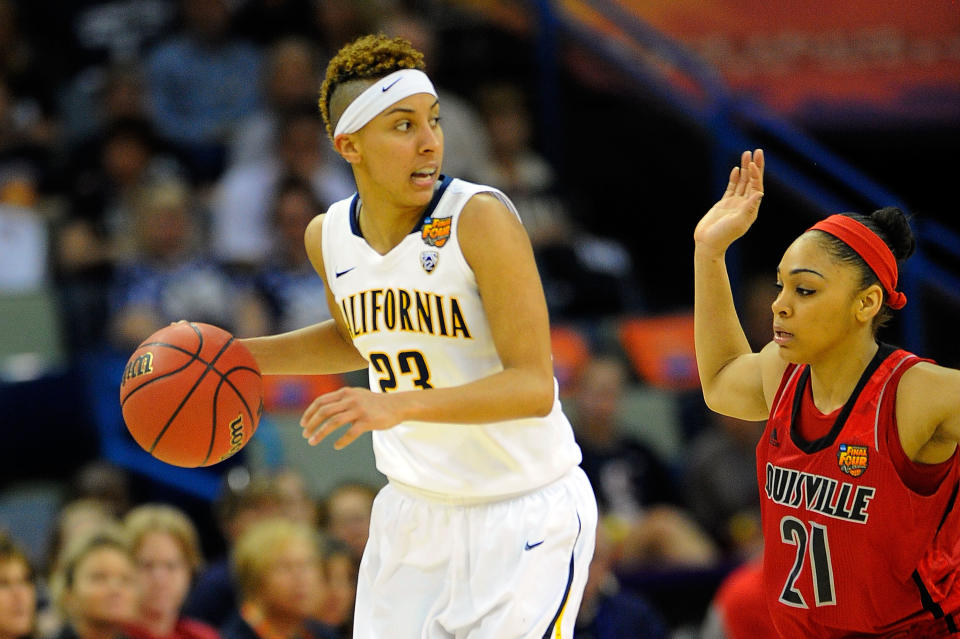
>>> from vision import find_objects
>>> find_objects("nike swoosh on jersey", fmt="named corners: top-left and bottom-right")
top-left (524, 540), bottom-right (545, 551)
top-left (335, 267), bottom-right (356, 278)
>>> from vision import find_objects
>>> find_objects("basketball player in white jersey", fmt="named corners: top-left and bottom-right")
top-left (239, 34), bottom-right (597, 639)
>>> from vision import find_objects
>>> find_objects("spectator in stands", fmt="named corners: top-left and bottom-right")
top-left (181, 476), bottom-right (283, 629)
top-left (228, 38), bottom-right (323, 168)
top-left (309, 3), bottom-right (372, 61)
top-left (236, 177), bottom-right (332, 336)
top-left (69, 462), bottom-right (132, 521)
top-left (318, 483), bottom-right (378, 566)
top-left (0, 0), bottom-right (58, 149)
top-left (123, 505), bottom-right (219, 639)
top-left (472, 81), bottom-right (640, 318)
top-left (0, 75), bottom-right (50, 210)
top-left (221, 519), bottom-right (336, 639)
top-left (145, 0), bottom-right (262, 181)
top-left (574, 523), bottom-right (669, 639)
top-left (685, 273), bottom-right (773, 556)
top-left (55, 116), bottom-right (183, 352)
top-left (61, 61), bottom-right (152, 152)
top-left (43, 500), bottom-right (117, 581)
top-left (36, 499), bottom-right (120, 639)
top-left (270, 469), bottom-right (318, 528)
top-left (571, 355), bottom-right (718, 568)
top-left (210, 105), bottom-right (353, 268)
top-left (21, 0), bottom-right (175, 97)
top-left (313, 540), bottom-right (355, 639)
top-left (472, 80), bottom-right (567, 247)
top-left (684, 412), bottom-right (764, 557)
top-left (47, 526), bottom-right (138, 639)
top-left (0, 533), bottom-right (37, 639)
top-left (106, 179), bottom-right (250, 350)
top-left (59, 117), bottom-right (174, 270)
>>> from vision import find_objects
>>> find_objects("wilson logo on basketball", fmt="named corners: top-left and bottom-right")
top-left (421, 216), bottom-right (452, 247)
top-left (122, 352), bottom-right (154, 385)
top-left (219, 415), bottom-right (245, 461)
top-left (838, 443), bottom-right (868, 477)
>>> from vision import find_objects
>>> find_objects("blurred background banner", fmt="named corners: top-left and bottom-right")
top-left (565, 0), bottom-right (960, 125)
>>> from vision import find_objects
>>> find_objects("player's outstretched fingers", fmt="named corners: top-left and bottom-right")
top-left (302, 395), bottom-right (351, 443)
top-left (300, 387), bottom-right (346, 429)
top-left (723, 166), bottom-right (740, 199)
top-left (333, 423), bottom-right (367, 450)
top-left (304, 406), bottom-right (357, 446)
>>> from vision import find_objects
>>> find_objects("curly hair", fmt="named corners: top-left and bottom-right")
top-left (318, 33), bottom-right (426, 141)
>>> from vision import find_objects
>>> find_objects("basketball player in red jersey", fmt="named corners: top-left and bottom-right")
top-left (694, 149), bottom-right (960, 637)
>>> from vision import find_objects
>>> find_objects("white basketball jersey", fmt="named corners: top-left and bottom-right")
top-left (321, 177), bottom-right (582, 498)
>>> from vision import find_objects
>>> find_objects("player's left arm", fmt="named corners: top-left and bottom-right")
top-left (895, 362), bottom-right (960, 463)
top-left (300, 193), bottom-right (557, 449)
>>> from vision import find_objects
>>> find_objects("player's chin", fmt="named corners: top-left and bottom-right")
top-left (403, 185), bottom-right (436, 208)
top-left (775, 342), bottom-right (808, 365)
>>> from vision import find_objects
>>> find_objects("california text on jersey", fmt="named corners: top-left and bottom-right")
top-left (339, 288), bottom-right (472, 339)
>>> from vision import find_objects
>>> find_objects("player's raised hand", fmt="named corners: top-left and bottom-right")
top-left (694, 149), bottom-right (765, 257)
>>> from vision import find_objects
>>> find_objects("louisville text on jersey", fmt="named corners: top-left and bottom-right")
top-left (764, 462), bottom-right (876, 524)
top-left (339, 288), bottom-right (472, 339)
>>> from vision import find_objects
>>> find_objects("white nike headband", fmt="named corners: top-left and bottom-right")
top-left (333, 68), bottom-right (438, 137)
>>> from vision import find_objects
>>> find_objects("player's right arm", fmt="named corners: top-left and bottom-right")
top-left (239, 214), bottom-right (368, 375)
top-left (694, 149), bottom-right (784, 420)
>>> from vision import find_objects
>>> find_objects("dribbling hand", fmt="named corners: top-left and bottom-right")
top-left (694, 149), bottom-right (765, 257)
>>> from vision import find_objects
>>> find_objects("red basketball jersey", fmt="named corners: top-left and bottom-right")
top-left (758, 345), bottom-right (960, 637)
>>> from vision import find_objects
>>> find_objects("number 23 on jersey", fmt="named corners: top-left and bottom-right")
top-left (370, 351), bottom-right (433, 392)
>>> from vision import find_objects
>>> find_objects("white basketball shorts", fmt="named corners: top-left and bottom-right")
top-left (353, 466), bottom-right (598, 639)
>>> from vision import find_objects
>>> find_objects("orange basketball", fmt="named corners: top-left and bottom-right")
top-left (120, 322), bottom-right (263, 467)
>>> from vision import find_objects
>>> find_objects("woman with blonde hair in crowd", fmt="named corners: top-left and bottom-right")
top-left (122, 505), bottom-right (219, 639)
top-left (48, 525), bottom-right (138, 639)
top-left (0, 533), bottom-right (37, 639)
top-left (221, 519), bottom-right (336, 639)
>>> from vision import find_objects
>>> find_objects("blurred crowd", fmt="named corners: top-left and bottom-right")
top-left (0, 425), bottom-right (762, 639)
top-left (0, 0), bottom-right (782, 636)
top-left (0, 0), bottom-right (641, 354)
top-left (1, 464), bottom-right (375, 639)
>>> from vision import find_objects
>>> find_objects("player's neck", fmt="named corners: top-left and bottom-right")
top-left (807, 337), bottom-right (879, 414)
top-left (356, 194), bottom-right (428, 255)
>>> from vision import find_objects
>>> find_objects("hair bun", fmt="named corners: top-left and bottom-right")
top-left (870, 206), bottom-right (915, 262)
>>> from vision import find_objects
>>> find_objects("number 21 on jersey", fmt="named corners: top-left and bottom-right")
top-left (779, 516), bottom-right (836, 608)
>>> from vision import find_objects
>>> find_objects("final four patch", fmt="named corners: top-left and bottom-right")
top-left (838, 443), bottom-right (868, 477)
top-left (420, 250), bottom-right (438, 273)
top-left (421, 216), bottom-right (452, 247)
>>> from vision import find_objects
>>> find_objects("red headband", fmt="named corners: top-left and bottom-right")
top-left (808, 214), bottom-right (907, 310)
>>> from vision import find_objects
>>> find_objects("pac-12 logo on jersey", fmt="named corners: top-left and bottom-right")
top-left (421, 216), bottom-right (452, 247)
top-left (838, 443), bottom-right (869, 477)
top-left (420, 250), bottom-right (439, 273)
